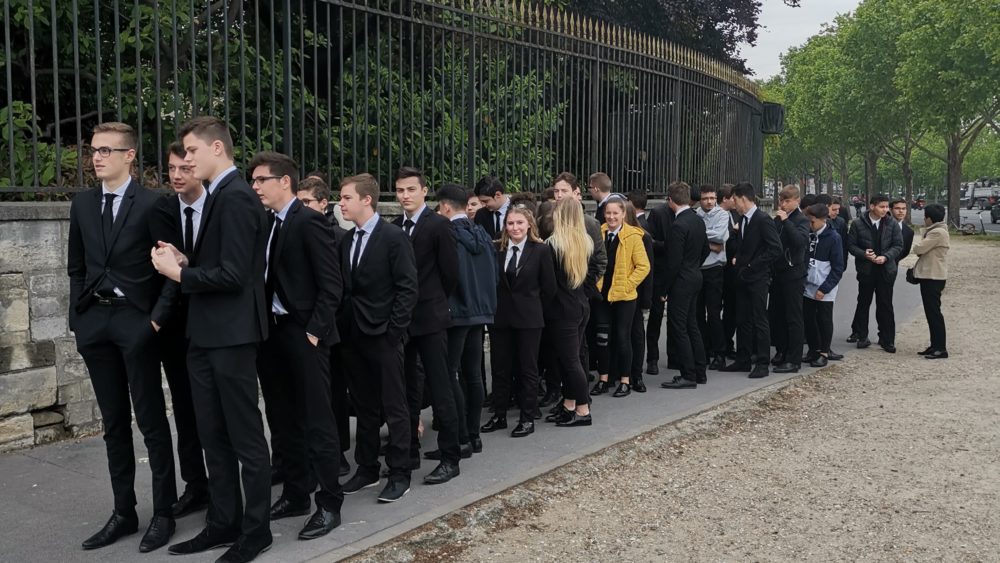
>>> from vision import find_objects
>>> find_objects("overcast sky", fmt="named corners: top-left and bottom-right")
top-left (740, 0), bottom-right (861, 80)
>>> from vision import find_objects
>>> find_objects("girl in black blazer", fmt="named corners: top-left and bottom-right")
top-left (480, 207), bottom-right (556, 438)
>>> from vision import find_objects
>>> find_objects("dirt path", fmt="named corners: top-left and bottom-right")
top-left (350, 238), bottom-right (1000, 563)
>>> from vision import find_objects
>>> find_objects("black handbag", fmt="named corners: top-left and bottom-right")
top-left (905, 267), bottom-right (919, 285)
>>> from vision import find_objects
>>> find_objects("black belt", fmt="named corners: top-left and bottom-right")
top-left (93, 293), bottom-right (128, 305)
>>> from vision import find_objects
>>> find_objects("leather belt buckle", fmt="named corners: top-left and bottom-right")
top-left (94, 294), bottom-right (112, 305)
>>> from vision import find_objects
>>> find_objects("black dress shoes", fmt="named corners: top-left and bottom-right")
top-left (590, 380), bottom-right (611, 395)
top-left (846, 333), bottom-right (859, 343)
top-left (770, 352), bottom-right (786, 366)
top-left (856, 338), bottom-right (872, 349)
top-left (632, 378), bottom-right (648, 393)
top-left (168, 527), bottom-right (240, 555)
top-left (645, 362), bottom-right (659, 375)
top-left (480, 416), bottom-right (507, 433)
top-left (708, 355), bottom-right (727, 371)
top-left (424, 462), bottom-right (460, 485)
top-left (216, 534), bottom-right (273, 563)
top-left (918, 346), bottom-right (935, 355)
top-left (748, 364), bottom-right (770, 379)
top-left (340, 453), bottom-right (351, 477)
top-left (172, 488), bottom-right (210, 518)
top-left (341, 471), bottom-right (380, 495)
top-left (773, 362), bottom-right (800, 374)
top-left (298, 508), bottom-right (341, 540)
top-left (139, 515), bottom-right (175, 553)
top-left (925, 350), bottom-right (949, 359)
top-left (269, 497), bottom-right (311, 520)
top-left (510, 421), bottom-right (534, 437)
top-left (545, 404), bottom-right (572, 423)
top-left (720, 362), bottom-right (751, 372)
top-left (880, 342), bottom-right (896, 354)
top-left (809, 355), bottom-right (829, 368)
top-left (661, 378), bottom-right (697, 389)
top-left (81, 511), bottom-right (138, 550)
top-left (470, 436), bottom-right (483, 453)
top-left (801, 350), bottom-right (821, 364)
top-left (612, 383), bottom-right (632, 397)
top-left (377, 476), bottom-right (410, 503)
top-left (827, 350), bottom-right (844, 361)
top-left (556, 412), bottom-right (592, 427)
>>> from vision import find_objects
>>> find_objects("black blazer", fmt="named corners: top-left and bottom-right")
top-left (148, 193), bottom-right (188, 329)
top-left (338, 218), bottom-right (419, 339)
top-left (392, 206), bottom-right (459, 336)
top-left (269, 199), bottom-right (343, 345)
top-left (179, 169), bottom-right (269, 348)
top-left (663, 208), bottom-right (710, 295)
top-left (67, 179), bottom-right (165, 329)
top-left (494, 240), bottom-right (557, 329)
top-left (898, 222), bottom-right (914, 264)
top-left (725, 209), bottom-right (742, 269)
top-left (732, 208), bottom-right (782, 284)
top-left (474, 205), bottom-right (507, 241)
top-left (772, 208), bottom-right (811, 280)
top-left (645, 202), bottom-right (675, 298)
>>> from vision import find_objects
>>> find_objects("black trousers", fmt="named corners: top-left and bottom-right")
top-left (158, 321), bottom-right (207, 495)
top-left (723, 266), bottom-right (739, 353)
top-left (668, 285), bottom-right (707, 380)
top-left (585, 298), bottom-right (602, 371)
top-left (188, 342), bottom-right (270, 539)
top-left (329, 344), bottom-right (350, 453)
top-left (919, 279), bottom-right (947, 350)
top-left (404, 330), bottom-right (461, 465)
top-left (803, 298), bottom-right (834, 354)
top-left (594, 299), bottom-right (637, 379)
top-left (735, 280), bottom-right (771, 366)
top-left (491, 327), bottom-right (543, 423)
top-left (769, 275), bottom-right (806, 361)
top-left (257, 317), bottom-right (344, 512)
top-left (75, 303), bottom-right (177, 517)
top-left (698, 266), bottom-right (725, 356)
top-left (629, 305), bottom-right (646, 379)
top-left (546, 319), bottom-right (590, 403)
top-left (448, 324), bottom-right (485, 444)
top-left (851, 272), bottom-right (896, 345)
top-left (342, 327), bottom-right (411, 478)
top-left (645, 296), bottom-right (665, 364)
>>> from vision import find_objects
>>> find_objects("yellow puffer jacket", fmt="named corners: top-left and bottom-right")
top-left (596, 222), bottom-right (651, 302)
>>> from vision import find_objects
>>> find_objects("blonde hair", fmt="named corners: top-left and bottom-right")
top-left (547, 199), bottom-right (593, 289)
top-left (499, 207), bottom-right (543, 252)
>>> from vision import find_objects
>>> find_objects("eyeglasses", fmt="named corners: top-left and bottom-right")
top-left (251, 175), bottom-right (283, 185)
top-left (89, 146), bottom-right (132, 157)
top-left (298, 197), bottom-right (317, 205)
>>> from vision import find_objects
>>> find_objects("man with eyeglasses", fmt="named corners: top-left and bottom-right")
top-left (147, 141), bottom-right (210, 521)
top-left (69, 122), bottom-right (178, 552)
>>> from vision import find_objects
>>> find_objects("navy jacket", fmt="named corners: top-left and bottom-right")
top-left (449, 217), bottom-right (497, 326)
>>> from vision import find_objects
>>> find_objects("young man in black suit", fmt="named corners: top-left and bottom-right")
top-left (769, 185), bottom-right (811, 374)
top-left (336, 173), bottom-right (418, 503)
top-left (152, 116), bottom-right (273, 563)
top-left (392, 167), bottom-right (463, 485)
top-left (628, 189), bottom-right (650, 231)
top-left (891, 199), bottom-right (914, 263)
top-left (846, 195), bottom-right (904, 353)
top-left (249, 152), bottom-right (344, 540)
top-left (588, 171), bottom-right (623, 224)
top-left (473, 175), bottom-right (510, 240)
top-left (719, 184), bottom-right (741, 358)
top-left (720, 182), bottom-right (782, 379)
top-left (660, 182), bottom-right (711, 389)
top-left (148, 141), bottom-right (209, 520)
top-left (644, 193), bottom-right (675, 375)
top-left (69, 122), bottom-right (177, 553)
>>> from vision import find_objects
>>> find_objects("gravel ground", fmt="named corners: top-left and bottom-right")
top-left (348, 239), bottom-right (1000, 563)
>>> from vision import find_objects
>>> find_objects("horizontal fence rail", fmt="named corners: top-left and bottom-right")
top-left (0, 0), bottom-right (764, 196)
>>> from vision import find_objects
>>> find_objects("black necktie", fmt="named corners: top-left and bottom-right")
top-left (183, 207), bottom-right (195, 254)
top-left (605, 232), bottom-right (616, 252)
top-left (403, 218), bottom-right (414, 237)
top-left (352, 229), bottom-right (366, 269)
top-left (494, 211), bottom-right (502, 233)
top-left (266, 217), bottom-right (282, 284)
top-left (506, 246), bottom-right (519, 284)
top-left (102, 193), bottom-right (117, 243)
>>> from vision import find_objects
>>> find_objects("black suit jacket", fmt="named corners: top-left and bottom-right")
top-left (67, 179), bottom-right (165, 330)
top-left (725, 209), bottom-right (742, 269)
top-left (474, 205), bottom-right (508, 241)
top-left (732, 208), bottom-right (782, 285)
top-left (663, 208), bottom-right (710, 295)
top-left (772, 208), bottom-right (811, 280)
top-left (338, 218), bottom-right (418, 339)
top-left (392, 207), bottom-right (459, 336)
top-left (494, 241), bottom-right (557, 329)
top-left (179, 169), bottom-right (269, 348)
top-left (898, 222), bottom-right (914, 264)
top-left (148, 193), bottom-right (189, 329)
top-left (269, 199), bottom-right (343, 345)
top-left (645, 202), bottom-right (675, 298)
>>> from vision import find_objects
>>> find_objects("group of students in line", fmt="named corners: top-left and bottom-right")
top-left (67, 116), bottom-right (951, 563)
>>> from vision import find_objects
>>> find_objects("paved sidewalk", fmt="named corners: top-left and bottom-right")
top-left (0, 266), bottom-right (920, 563)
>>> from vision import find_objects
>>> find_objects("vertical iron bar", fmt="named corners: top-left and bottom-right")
top-left (114, 0), bottom-right (122, 121)
top-left (375, 9), bottom-right (381, 180)
top-left (3, 0), bottom-right (15, 185)
top-left (206, 0), bottom-right (212, 114)
top-left (95, 0), bottom-right (102, 126)
top-left (283, 0), bottom-right (293, 157)
top-left (49, 0), bottom-right (61, 186)
top-left (154, 0), bottom-right (163, 184)
top-left (190, 0), bottom-right (197, 115)
top-left (350, 7), bottom-right (357, 174)
top-left (134, 0), bottom-right (143, 178)
top-left (238, 1), bottom-right (246, 160)
top-left (223, 0), bottom-right (230, 127)
top-left (27, 1), bottom-right (38, 185)
top-left (299, 0), bottom-right (306, 164)
top-left (171, 0), bottom-right (178, 132)
top-left (72, 0), bottom-right (83, 185)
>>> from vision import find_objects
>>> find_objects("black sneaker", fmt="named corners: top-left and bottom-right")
top-left (377, 477), bottom-right (410, 503)
top-left (341, 472), bottom-right (379, 495)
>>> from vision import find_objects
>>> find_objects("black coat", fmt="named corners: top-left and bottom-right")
top-left (148, 193), bottom-right (188, 329)
top-left (772, 208), bottom-right (811, 280)
top-left (494, 240), bottom-right (557, 329)
top-left (544, 244), bottom-right (589, 323)
top-left (474, 205), bottom-right (507, 241)
top-left (67, 179), bottom-right (165, 330)
top-left (898, 222), bottom-right (914, 264)
top-left (663, 208), bottom-right (710, 295)
top-left (268, 199), bottom-right (342, 345)
top-left (725, 209), bottom-right (741, 269)
top-left (179, 170), bottom-right (270, 348)
top-left (829, 215), bottom-right (850, 269)
top-left (645, 202), bottom-right (675, 298)
top-left (847, 213), bottom-right (904, 279)
top-left (732, 208), bottom-right (782, 284)
top-left (392, 206), bottom-right (459, 336)
top-left (338, 218), bottom-right (419, 339)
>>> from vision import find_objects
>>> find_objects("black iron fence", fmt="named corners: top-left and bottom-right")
top-left (1, 0), bottom-right (764, 195)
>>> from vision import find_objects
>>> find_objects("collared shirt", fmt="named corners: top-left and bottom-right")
top-left (869, 213), bottom-right (881, 231)
top-left (207, 165), bottom-right (237, 195)
top-left (350, 212), bottom-right (382, 270)
top-left (101, 178), bottom-right (130, 220)
top-left (402, 204), bottom-right (427, 235)
top-left (266, 198), bottom-right (296, 315)
top-left (741, 204), bottom-right (758, 239)
top-left (674, 205), bottom-right (691, 216)
top-left (505, 238), bottom-right (526, 270)
top-left (494, 199), bottom-right (511, 231)
top-left (179, 189), bottom-right (207, 249)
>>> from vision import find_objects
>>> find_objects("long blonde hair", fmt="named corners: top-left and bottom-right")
top-left (498, 206), bottom-right (543, 252)
top-left (547, 199), bottom-right (593, 289)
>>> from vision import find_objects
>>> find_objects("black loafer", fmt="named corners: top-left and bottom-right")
top-left (377, 477), bottom-right (410, 503)
top-left (925, 350), bottom-right (948, 359)
top-left (846, 333), bottom-right (859, 343)
top-left (773, 362), bottom-right (800, 374)
top-left (423, 462), bottom-right (460, 485)
top-left (918, 346), bottom-right (935, 355)
top-left (298, 508), bottom-right (341, 540)
top-left (632, 378), bottom-right (647, 393)
top-left (590, 380), bottom-right (611, 395)
top-left (510, 421), bottom-right (534, 438)
top-left (770, 352), bottom-right (785, 366)
top-left (480, 416), bottom-right (507, 433)
top-left (545, 404), bottom-right (572, 423)
top-left (856, 338), bottom-right (872, 349)
top-left (880, 343), bottom-right (896, 354)
top-left (470, 436), bottom-right (483, 453)
top-left (661, 378), bottom-right (697, 389)
top-left (269, 497), bottom-right (311, 520)
top-left (138, 515), bottom-right (175, 553)
top-left (720, 362), bottom-right (751, 372)
top-left (748, 365), bottom-right (770, 379)
top-left (172, 488), bottom-right (209, 518)
top-left (801, 351), bottom-right (821, 364)
top-left (645, 362), bottom-right (659, 375)
top-left (81, 511), bottom-right (138, 550)
top-left (612, 383), bottom-right (632, 397)
top-left (809, 355), bottom-right (829, 368)
top-left (556, 412), bottom-right (592, 427)
top-left (827, 351), bottom-right (844, 361)
top-left (708, 356), bottom-right (727, 371)
top-left (167, 527), bottom-right (239, 555)
top-left (215, 534), bottom-right (273, 563)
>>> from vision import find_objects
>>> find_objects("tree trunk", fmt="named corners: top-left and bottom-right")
top-left (946, 134), bottom-right (963, 229)
top-left (864, 150), bottom-right (880, 201)
top-left (838, 150), bottom-right (849, 200)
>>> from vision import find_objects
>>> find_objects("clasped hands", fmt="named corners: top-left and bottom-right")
top-left (864, 248), bottom-right (887, 265)
top-left (151, 241), bottom-right (188, 282)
